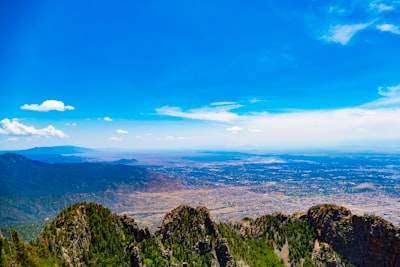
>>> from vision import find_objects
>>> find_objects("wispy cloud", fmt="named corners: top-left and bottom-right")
top-left (217, 107), bottom-right (400, 148)
top-left (328, 6), bottom-right (346, 14)
top-left (156, 104), bottom-right (242, 122)
top-left (377, 23), bottom-right (400, 34)
top-left (322, 22), bottom-right (373, 45)
top-left (110, 136), bottom-right (122, 141)
top-left (369, 1), bottom-right (394, 12)
top-left (226, 126), bottom-right (243, 134)
top-left (249, 98), bottom-right (266, 104)
top-left (151, 87), bottom-right (400, 149)
top-left (378, 84), bottom-right (400, 96)
top-left (21, 100), bottom-right (75, 112)
top-left (116, 129), bottom-right (128, 134)
top-left (104, 116), bottom-right (112, 121)
top-left (65, 122), bottom-right (77, 127)
top-left (0, 118), bottom-right (68, 138)
top-left (362, 84), bottom-right (400, 108)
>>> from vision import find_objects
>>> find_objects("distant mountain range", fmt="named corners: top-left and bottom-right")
top-left (0, 145), bottom-right (94, 163)
top-left (1, 202), bottom-right (399, 266)
top-left (0, 153), bottom-right (175, 225)
top-left (0, 153), bottom-right (166, 196)
top-left (12, 145), bottom-right (94, 155)
top-left (0, 145), bottom-right (140, 165)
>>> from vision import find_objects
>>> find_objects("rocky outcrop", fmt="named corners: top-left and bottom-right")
top-left (307, 204), bottom-right (400, 267)
top-left (129, 245), bottom-right (142, 267)
top-left (156, 205), bottom-right (234, 266)
top-left (156, 205), bottom-right (218, 243)
top-left (216, 238), bottom-right (235, 267)
top-left (39, 202), bottom-right (150, 267)
top-left (50, 204), bottom-right (92, 267)
top-left (121, 214), bottom-right (150, 242)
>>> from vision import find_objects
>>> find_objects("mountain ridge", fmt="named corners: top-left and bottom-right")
top-left (0, 146), bottom-right (94, 163)
top-left (0, 153), bottom-right (176, 226)
top-left (3, 145), bottom-right (93, 155)
top-left (0, 153), bottom-right (173, 196)
top-left (1, 202), bottom-right (399, 266)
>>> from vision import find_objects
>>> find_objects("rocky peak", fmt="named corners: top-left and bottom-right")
top-left (156, 205), bottom-right (234, 266)
top-left (40, 202), bottom-right (149, 267)
top-left (156, 205), bottom-right (218, 243)
top-left (307, 204), bottom-right (400, 267)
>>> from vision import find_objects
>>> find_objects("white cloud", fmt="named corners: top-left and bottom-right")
top-left (156, 104), bottom-right (241, 122)
top-left (370, 1), bottom-right (394, 12)
top-left (223, 107), bottom-right (400, 148)
top-left (0, 118), bottom-right (68, 138)
top-left (110, 136), bottom-right (122, 141)
top-left (249, 98), bottom-right (266, 104)
top-left (322, 22), bottom-right (372, 45)
top-left (362, 85), bottom-right (400, 108)
top-left (104, 116), bottom-right (112, 121)
top-left (21, 100), bottom-right (75, 112)
top-left (328, 6), bottom-right (346, 14)
top-left (377, 23), bottom-right (400, 34)
top-left (226, 126), bottom-right (244, 134)
top-left (7, 137), bottom-right (18, 141)
top-left (116, 129), bottom-right (128, 134)
top-left (378, 85), bottom-right (400, 96)
top-left (65, 122), bottom-right (77, 127)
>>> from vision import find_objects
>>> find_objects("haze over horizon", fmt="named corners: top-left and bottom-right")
top-left (1, 1), bottom-right (400, 151)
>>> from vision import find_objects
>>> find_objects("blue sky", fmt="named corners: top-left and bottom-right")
top-left (1, 0), bottom-right (400, 151)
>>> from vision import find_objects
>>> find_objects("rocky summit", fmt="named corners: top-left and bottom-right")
top-left (1, 202), bottom-right (399, 266)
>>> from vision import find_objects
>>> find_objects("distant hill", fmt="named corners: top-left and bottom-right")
top-left (14, 145), bottom-right (93, 155)
top-left (0, 153), bottom-right (176, 225)
top-left (1, 202), bottom-right (399, 266)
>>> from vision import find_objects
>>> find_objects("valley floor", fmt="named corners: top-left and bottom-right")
top-left (121, 185), bottom-right (400, 231)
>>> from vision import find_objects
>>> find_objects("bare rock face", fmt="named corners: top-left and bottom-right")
top-left (121, 214), bottom-right (150, 242)
top-left (307, 204), bottom-right (400, 267)
top-left (50, 204), bottom-right (92, 267)
top-left (216, 238), bottom-right (235, 267)
top-left (129, 245), bottom-right (142, 267)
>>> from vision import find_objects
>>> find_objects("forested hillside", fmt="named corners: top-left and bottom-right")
top-left (1, 202), bottom-right (399, 266)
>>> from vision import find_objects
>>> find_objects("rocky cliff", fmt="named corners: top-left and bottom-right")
top-left (307, 203), bottom-right (400, 267)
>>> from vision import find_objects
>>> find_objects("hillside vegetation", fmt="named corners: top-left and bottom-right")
top-left (1, 203), bottom-right (399, 266)
top-left (0, 153), bottom-right (176, 226)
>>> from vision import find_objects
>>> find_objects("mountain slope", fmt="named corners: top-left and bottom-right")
top-left (0, 153), bottom-right (173, 196)
top-left (1, 203), bottom-right (399, 266)
top-left (38, 202), bottom-right (151, 266)
top-left (0, 153), bottom-right (176, 225)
